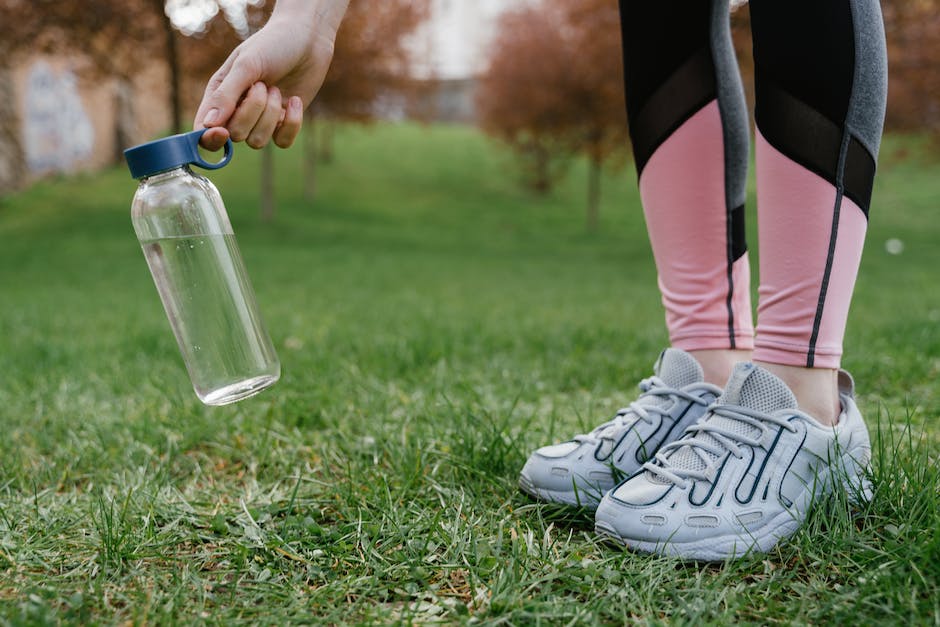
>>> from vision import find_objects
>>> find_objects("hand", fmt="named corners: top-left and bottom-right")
top-left (193, 0), bottom-right (350, 151)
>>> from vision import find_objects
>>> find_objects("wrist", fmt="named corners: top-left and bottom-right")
top-left (271, 0), bottom-right (350, 36)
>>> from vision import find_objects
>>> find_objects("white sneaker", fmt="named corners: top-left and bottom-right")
top-left (594, 362), bottom-right (872, 560)
top-left (518, 349), bottom-right (722, 509)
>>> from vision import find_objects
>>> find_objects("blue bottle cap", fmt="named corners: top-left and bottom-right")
top-left (124, 129), bottom-right (234, 179)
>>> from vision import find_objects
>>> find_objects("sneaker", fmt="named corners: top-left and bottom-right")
top-left (594, 362), bottom-right (872, 560)
top-left (518, 348), bottom-right (722, 509)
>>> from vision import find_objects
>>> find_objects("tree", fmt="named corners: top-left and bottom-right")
top-left (476, 6), bottom-right (574, 194)
top-left (882, 0), bottom-right (940, 139)
top-left (477, 0), bottom-right (629, 231)
top-left (561, 0), bottom-right (631, 231)
top-left (302, 0), bottom-right (429, 200)
top-left (155, 0), bottom-right (184, 134)
top-left (0, 0), bottom-right (267, 191)
top-left (0, 0), bottom-right (181, 129)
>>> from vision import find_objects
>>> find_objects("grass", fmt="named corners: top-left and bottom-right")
top-left (0, 123), bottom-right (937, 624)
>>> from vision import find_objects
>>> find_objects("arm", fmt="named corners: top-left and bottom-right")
top-left (194, 0), bottom-right (351, 150)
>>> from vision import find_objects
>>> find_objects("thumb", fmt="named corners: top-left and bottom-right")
top-left (193, 50), bottom-right (262, 130)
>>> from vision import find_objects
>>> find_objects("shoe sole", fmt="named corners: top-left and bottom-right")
top-left (518, 471), bottom-right (602, 510)
top-left (595, 445), bottom-right (872, 561)
top-left (595, 511), bottom-right (802, 561)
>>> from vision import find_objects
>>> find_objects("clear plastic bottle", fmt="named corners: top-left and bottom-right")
top-left (125, 130), bottom-right (279, 405)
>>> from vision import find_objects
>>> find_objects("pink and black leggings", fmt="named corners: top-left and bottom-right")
top-left (618, 0), bottom-right (887, 368)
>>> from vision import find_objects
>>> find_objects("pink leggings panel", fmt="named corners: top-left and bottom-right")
top-left (754, 131), bottom-right (867, 369)
top-left (639, 111), bottom-right (867, 369)
top-left (639, 101), bottom-right (755, 352)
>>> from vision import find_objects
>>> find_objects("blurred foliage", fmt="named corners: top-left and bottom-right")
top-left (301, 0), bottom-right (429, 200)
top-left (882, 0), bottom-right (940, 137)
top-left (0, 0), bottom-right (168, 185)
top-left (1, 0), bottom-right (937, 197)
top-left (317, 0), bottom-right (429, 123)
top-left (0, 0), bottom-right (163, 76)
top-left (477, 0), bottom-right (628, 230)
top-left (478, 0), bottom-right (940, 218)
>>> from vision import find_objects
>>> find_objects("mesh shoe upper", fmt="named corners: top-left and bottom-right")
top-left (645, 363), bottom-right (796, 484)
top-left (518, 348), bottom-right (721, 508)
top-left (596, 363), bottom-right (873, 560)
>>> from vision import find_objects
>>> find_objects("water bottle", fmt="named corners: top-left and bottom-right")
top-left (124, 129), bottom-right (279, 406)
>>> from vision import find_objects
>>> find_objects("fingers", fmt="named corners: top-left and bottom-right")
top-left (273, 97), bottom-right (304, 148)
top-left (246, 87), bottom-right (283, 148)
top-left (200, 127), bottom-right (230, 152)
top-left (193, 61), bottom-right (230, 130)
top-left (227, 82), bottom-right (268, 142)
top-left (194, 49), bottom-right (261, 131)
top-left (197, 81), bottom-right (305, 151)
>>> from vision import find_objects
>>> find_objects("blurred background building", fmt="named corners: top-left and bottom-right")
top-left (412, 0), bottom-right (515, 81)
top-left (408, 0), bottom-right (518, 122)
top-left (3, 58), bottom-right (170, 185)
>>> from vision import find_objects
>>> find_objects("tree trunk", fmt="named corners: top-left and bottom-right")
top-left (528, 142), bottom-right (551, 194)
top-left (303, 110), bottom-right (317, 202)
top-left (586, 155), bottom-right (601, 232)
top-left (319, 120), bottom-right (335, 163)
top-left (114, 77), bottom-right (136, 163)
top-left (161, 7), bottom-right (182, 134)
top-left (261, 144), bottom-right (276, 221)
top-left (0, 65), bottom-right (25, 195)
top-left (536, 145), bottom-right (550, 193)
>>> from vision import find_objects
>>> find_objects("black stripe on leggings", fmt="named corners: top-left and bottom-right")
top-left (724, 203), bottom-right (746, 348)
top-left (807, 131), bottom-right (851, 367)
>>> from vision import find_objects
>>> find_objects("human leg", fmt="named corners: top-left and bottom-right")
top-left (750, 0), bottom-right (888, 424)
top-left (622, 0), bottom-right (754, 385)
top-left (594, 0), bottom-right (887, 558)
top-left (518, 0), bottom-right (752, 508)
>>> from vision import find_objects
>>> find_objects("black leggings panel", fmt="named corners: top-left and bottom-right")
top-left (751, 0), bottom-right (887, 215)
top-left (618, 0), bottom-right (717, 177)
top-left (618, 0), bottom-right (887, 215)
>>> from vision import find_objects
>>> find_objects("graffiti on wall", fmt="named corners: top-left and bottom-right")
top-left (23, 61), bottom-right (95, 174)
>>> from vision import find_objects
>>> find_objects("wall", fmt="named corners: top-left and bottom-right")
top-left (3, 54), bottom-right (172, 190)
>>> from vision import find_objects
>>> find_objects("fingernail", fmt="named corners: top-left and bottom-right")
top-left (204, 108), bottom-right (219, 125)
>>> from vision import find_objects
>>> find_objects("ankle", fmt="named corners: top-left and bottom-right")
top-left (688, 349), bottom-right (753, 387)
top-left (753, 361), bottom-right (840, 426)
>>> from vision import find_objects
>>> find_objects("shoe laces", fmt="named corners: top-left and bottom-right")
top-left (572, 376), bottom-right (701, 448)
top-left (643, 403), bottom-right (799, 490)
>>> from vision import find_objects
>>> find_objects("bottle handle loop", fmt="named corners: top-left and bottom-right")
top-left (187, 129), bottom-right (234, 171)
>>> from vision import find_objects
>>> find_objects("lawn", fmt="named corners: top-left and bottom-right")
top-left (0, 123), bottom-right (937, 624)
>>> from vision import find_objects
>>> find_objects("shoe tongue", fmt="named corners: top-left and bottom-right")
top-left (718, 363), bottom-right (797, 413)
top-left (654, 348), bottom-right (705, 389)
